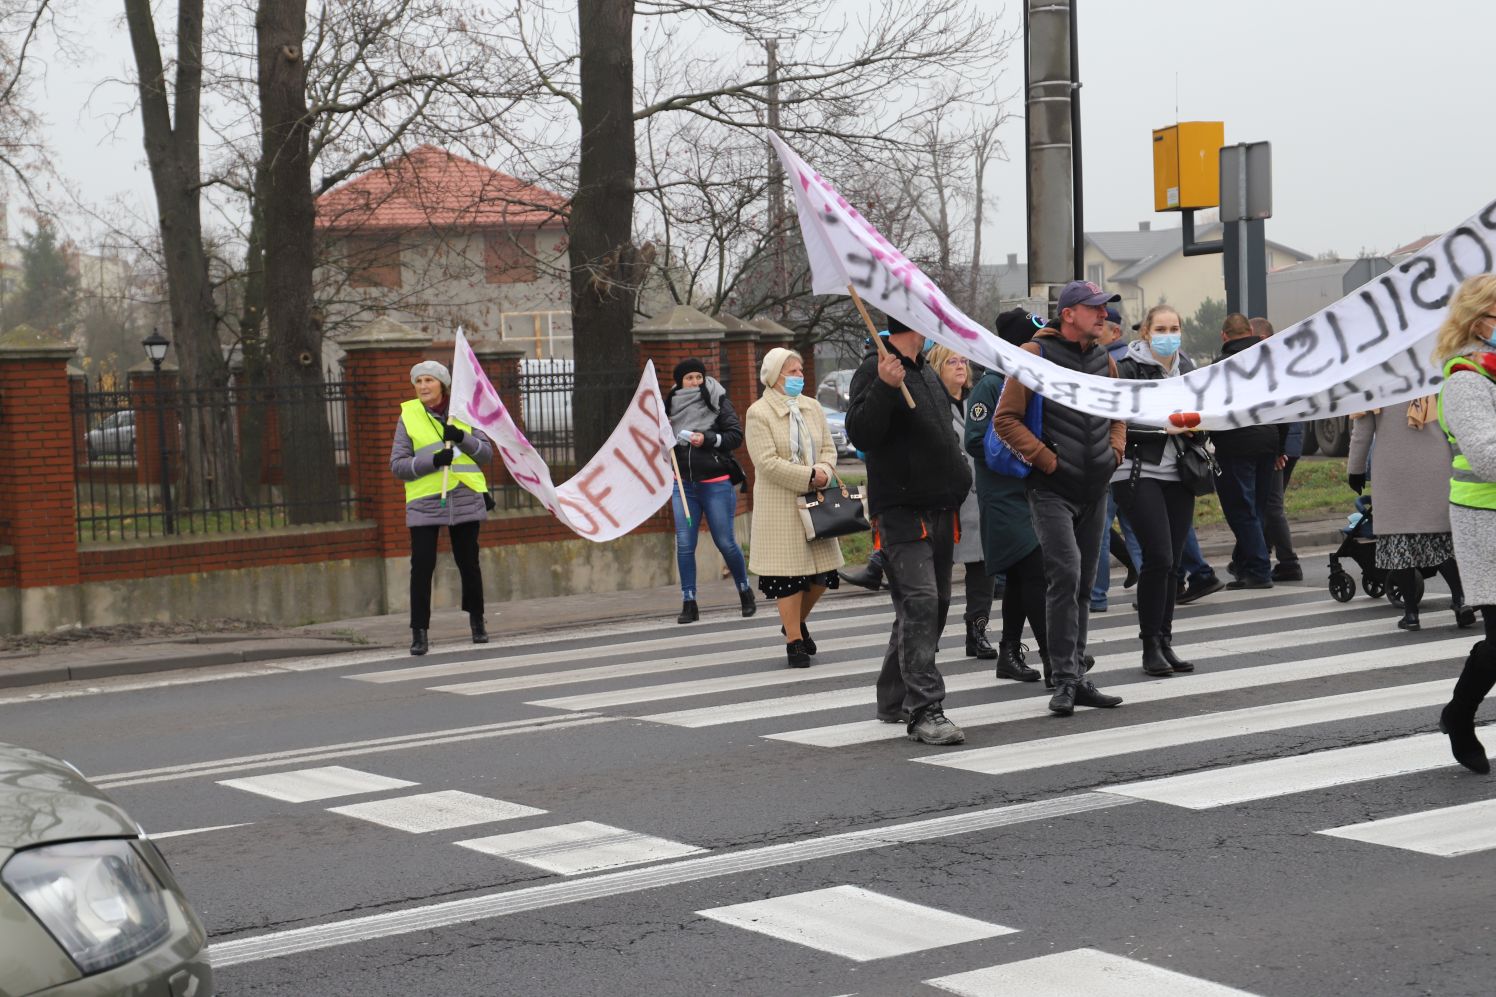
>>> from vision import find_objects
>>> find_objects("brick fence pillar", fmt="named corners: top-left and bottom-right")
top-left (632, 305), bottom-right (728, 384)
top-left (339, 317), bottom-right (434, 567)
top-left (127, 358), bottom-right (180, 487)
top-left (716, 314), bottom-right (762, 492)
top-left (0, 326), bottom-right (82, 631)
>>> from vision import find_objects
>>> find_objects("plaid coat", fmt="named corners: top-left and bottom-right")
top-left (745, 390), bottom-right (845, 577)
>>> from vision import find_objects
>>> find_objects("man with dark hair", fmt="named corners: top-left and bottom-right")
top-left (993, 280), bottom-right (1128, 717)
top-left (1212, 313), bottom-right (1286, 588)
top-left (845, 313), bottom-right (973, 744)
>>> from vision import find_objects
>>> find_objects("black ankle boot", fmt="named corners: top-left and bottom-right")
top-left (785, 639), bottom-right (811, 669)
top-left (739, 589), bottom-right (757, 618)
top-left (470, 614), bottom-right (488, 644)
top-left (1159, 635), bottom-right (1194, 673)
top-left (780, 624), bottom-right (815, 655)
top-left (677, 600), bottom-right (699, 624)
top-left (1141, 636), bottom-right (1173, 677)
top-left (1440, 640), bottom-right (1496, 774)
top-left (1397, 608), bottom-right (1421, 632)
top-left (965, 617), bottom-right (998, 659)
top-left (1453, 598), bottom-right (1477, 629)
top-left (410, 629), bottom-right (429, 656)
top-left (995, 641), bottom-right (1040, 682)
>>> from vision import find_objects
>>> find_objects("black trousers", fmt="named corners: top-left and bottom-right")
top-left (409, 520), bottom-right (484, 630)
top-left (999, 545), bottom-right (1047, 652)
top-left (1113, 477), bottom-right (1194, 640)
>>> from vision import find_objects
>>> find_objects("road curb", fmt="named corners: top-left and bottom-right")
top-left (0, 640), bottom-right (360, 691)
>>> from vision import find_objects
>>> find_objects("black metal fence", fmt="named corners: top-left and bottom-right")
top-left (71, 377), bottom-right (358, 542)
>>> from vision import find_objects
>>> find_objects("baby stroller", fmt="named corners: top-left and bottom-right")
top-left (1326, 495), bottom-right (1425, 608)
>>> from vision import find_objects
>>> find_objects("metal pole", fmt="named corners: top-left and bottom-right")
top-left (1069, 1), bottom-right (1084, 279)
top-left (1025, 0), bottom-right (1074, 303)
top-left (1236, 147), bottom-right (1249, 315)
top-left (153, 360), bottom-right (175, 535)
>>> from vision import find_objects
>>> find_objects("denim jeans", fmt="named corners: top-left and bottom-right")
top-left (1215, 454), bottom-right (1275, 582)
top-left (672, 478), bottom-right (749, 600)
top-left (1090, 491), bottom-right (1141, 606)
top-left (1179, 527), bottom-right (1213, 584)
top-left (1029, 488), bottom-right (1108, 687)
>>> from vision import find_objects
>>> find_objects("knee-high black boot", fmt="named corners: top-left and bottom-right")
top-left (1440, 558), bottom-right (1477, 628)
top-left (1440, 639), bottom-right (1495, 773)
top-left (1396, 569), bottom-right (1422, 631)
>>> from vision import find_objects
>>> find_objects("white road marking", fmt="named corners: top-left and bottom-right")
top-left (149, 823), bottom-right (251, 840)
top-left (1100, 726), bottom-right (1494, 809)
top-left (327, 791), bottom-right (546, 833)
top-left (918, 679), bottom-right (1450, 777)
top-left (1319, 798), bottom-right (1496, 857)
top-left (208, 792), bottom-right (1129, 967)
top-left (926, 948), bottom-right (1259, 996)
top-left (217, 766), bottom-right (417, 803)
top-left (456, 820), bottom-right (707, 875)
top-left (766, 637), bottom-right (1471, 748)
top-left (697, 885), bottom-right (1015, 962)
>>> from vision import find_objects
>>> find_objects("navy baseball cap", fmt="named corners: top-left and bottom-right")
top-left (1058, 279), bottom-right (1121, 311)
top-left (1105, 306), bottom-right (1123, 326)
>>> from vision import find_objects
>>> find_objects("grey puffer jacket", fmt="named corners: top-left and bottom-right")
top-left (390, 408), bottom-right (495, 527)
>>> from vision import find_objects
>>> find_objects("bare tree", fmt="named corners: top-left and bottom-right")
top-left (0, 0), bottom-right (53, 201)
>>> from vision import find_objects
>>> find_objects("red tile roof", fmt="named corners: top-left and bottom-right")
top-left (1390, 234), bottom-right (1438, 257)
top-left (316, 144), bottom-right (568, 233)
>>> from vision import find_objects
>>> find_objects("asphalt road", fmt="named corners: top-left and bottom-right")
top-left (3, 553), bottom-right (1492, 996)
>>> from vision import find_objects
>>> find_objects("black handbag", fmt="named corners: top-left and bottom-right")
top-left (796, 472), bottom-right (871, 541)
top-left (1173, 434), bottom-right (1218, 497)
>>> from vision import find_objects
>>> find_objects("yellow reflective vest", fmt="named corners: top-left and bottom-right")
top-left (1437, 354), bottom-right (1496, 511)
top-left (400, 399), bottom-right (488, 504)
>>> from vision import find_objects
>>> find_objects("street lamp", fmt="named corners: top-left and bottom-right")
top-left (141, 328), bottom-right (175, 534)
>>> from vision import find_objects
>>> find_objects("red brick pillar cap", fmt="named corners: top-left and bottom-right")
top-left (0, 325), bottom-right (77, 361)
top-left (127, 357), bottom-right (178, 375)
top-left (339, 316), bottom-right (434, 353)
top-left (632, 305), bottom-right (727, 345)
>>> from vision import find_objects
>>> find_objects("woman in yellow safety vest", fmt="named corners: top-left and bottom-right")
top-left (1432, 274), bottom-right (1496, 774)
top-left (390, 360), bottom-right (494, 656)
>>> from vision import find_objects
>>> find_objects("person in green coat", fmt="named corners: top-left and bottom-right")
top-left (963, 309), bottom-right (1047, 685)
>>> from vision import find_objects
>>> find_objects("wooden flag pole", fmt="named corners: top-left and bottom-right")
top-left (670, 446), bottom-right (691, 525)
top-left (847, 285), bottom-right (916, 409)
top-left (439, 442), bottom-right (453, 506)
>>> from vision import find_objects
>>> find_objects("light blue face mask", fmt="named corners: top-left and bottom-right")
top-left (783, 375), bottom-right (805, 397)
top-left (1151, 333), bottom-right (1182, 358)
top-left (922, 337), bottom-right (935, 354)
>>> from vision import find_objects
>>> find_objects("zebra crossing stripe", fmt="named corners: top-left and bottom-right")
top-left (456, 821), bottom-right (707, 875)
top-left (766, 637), bottom-right (1472, 748)
top-left (1319, 798), bottom-right (1496, 857)
top-left (917, 679), bottom-right (1450, 776)
top-left (926, 948), bottom-right (1259, 996)
top-left (1100, 726), bottom-right (1494, 809)
top-left (216, 766), bottom-right (418, 803)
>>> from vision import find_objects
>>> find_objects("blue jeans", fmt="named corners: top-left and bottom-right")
top-left (1179, 527), bottom-right (1214, 584)
top-left (672, 479), bottom-right (749, 600)
top-left (1215, 455), bottom-right (1275, 582)
top-left (1090, 492), bottom-right (1141, 607)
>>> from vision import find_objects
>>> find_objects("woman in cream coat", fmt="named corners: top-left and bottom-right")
top-left (746, 347), bottom-right (844, 668)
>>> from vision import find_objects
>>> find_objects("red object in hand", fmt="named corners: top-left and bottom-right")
top-left (1168, 412), bottom-right (1202, 429)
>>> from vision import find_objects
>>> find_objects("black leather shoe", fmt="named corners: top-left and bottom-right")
top-left (785, 639), bottom-right (811, 669)
top-left (1397, 610), bottom-right (1421, 632)
top-left (1454, 599), bottom-right (1477, 629)
top-left (677, 600), bottom-right (699, 624)
top-left (1439, 703), bottom-right (1491, 774)
top-left (1141, 637), bottom-right (1173, 677)
top-left (1074, 680), bottom-right (1123, 708)
top-left (781, 624), bottom-right (815, 655)
top-left (838, 563), bottom-right (886, 591)
top-left (1226, 577), bottom-right (1273, 590)
top-left (1159, 636), bottom-right (1195, 673)
top-left (995, 641), bottom-right (1041, 682)
top-left (470, 614), bottom-right (488, 644)
top-left (965, 618), bottom-right (998, 659)
top-left (409, 629), bottom-right (429, 656)
top-left (739, 589), bottom-right (757, 618)
top-left (1048, 682), bottom-right (1077, 716)
top-left (1271, 562), bottom-right (1304, 582)
top-left (1123, 564), bottom-right (1138, 589)
top-left (1178, 576), bottom-right (1225, 605)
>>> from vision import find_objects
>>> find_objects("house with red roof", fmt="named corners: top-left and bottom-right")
top-left (316, 145), bottom-right (572, 360)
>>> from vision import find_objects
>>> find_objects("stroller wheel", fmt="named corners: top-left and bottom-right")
top-left (1362, 575), bottom-right (1386, 599)
top-left (1329, 572), bottom-right (1356, 603)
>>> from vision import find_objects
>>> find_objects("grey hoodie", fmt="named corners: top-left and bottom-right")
top-left (1111, 338), bottom-right (1190, 483)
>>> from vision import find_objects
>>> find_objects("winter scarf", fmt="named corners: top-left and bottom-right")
top-left (668, 376), bottom-right (727, 436)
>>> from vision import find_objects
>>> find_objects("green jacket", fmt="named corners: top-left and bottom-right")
top-left (963, 369), bottom-right (1039, 572)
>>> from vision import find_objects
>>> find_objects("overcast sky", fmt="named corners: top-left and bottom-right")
top-left (15, 0), bottom-right (1493, 263)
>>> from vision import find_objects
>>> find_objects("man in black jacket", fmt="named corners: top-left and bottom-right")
top-left (1212, 313), bottom-right (1283, 589)
top-left (845, 315), bottom-right (972, 745)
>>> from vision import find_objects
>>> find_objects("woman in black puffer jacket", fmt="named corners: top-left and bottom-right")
top-left (667, 358), bottom-right (755, 623)
top-left (1112, 304), bottom-right (1203, 679)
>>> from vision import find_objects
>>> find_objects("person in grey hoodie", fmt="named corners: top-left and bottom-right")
top-left (390, 360), bottom-right (495, 656)
top-left (1112, 304), bottom-right (1201, 679)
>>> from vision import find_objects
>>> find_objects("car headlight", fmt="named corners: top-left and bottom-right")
top-left (2, 839), bottom-right (173, 975)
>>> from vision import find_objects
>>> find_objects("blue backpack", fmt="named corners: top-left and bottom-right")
top-left (982, 342), bottom-right (1044, 478)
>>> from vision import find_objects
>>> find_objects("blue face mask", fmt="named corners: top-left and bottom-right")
top-left (783, 375), bottom-right (805, 397)
top-left (1151, 333), bottom-right (1182, 358)
top-left (922, 337), bottom-right (935, 354)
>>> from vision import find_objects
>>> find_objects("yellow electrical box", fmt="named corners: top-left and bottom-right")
top-left (1152, 121), bottom-right (1224, 212)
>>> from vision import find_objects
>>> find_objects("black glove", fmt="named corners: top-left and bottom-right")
top-left (431, 447), bottom-right (456, 468)
top-left (1347, 472), bottom-right (1366, 494)
top-left (442, 424), bottom-right (466, 444)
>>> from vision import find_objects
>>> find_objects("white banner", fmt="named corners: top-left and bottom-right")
top-left (770, 133), bottom-right (1496, 428)
top-left (448, 329), bottom-right (677, 542)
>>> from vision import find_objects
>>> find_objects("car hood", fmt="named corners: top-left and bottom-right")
top-left (0, 742), bottom-right (138, 851)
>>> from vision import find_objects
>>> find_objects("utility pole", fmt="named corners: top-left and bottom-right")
top-left (1025, 0), bottom-right (1076, 309)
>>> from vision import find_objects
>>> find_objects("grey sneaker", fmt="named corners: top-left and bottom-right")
top-left (907, 708), bottom-right (965, 745)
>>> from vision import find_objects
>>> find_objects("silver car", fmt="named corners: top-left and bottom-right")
top-left (0, 741), bottom-right (213, 995)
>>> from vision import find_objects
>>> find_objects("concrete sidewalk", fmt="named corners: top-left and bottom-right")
top-left (0, 517), bottom-right (1348, 691)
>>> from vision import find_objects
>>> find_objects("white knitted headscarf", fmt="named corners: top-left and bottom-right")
top-left (758, 347), bottom-right (815, 466)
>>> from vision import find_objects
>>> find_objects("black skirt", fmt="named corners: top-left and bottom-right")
top-left (758, 571), bottom-right (840, 599)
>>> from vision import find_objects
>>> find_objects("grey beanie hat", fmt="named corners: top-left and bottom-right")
top-left (410, 360), bottom-right (451, 388)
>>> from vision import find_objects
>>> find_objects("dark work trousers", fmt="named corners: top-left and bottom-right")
top-left (998, 545), bottom-right (1047, 652)
top-left (1113, 478), bottom-right (1194, 640)
top-left (1028, 488), bottom-right (1108, 687)
top-left (1214, 454), bottom-right (1275, 582)
top-left (1261, 467), bottom-right (1299, 567)
top-left (409, 520), bottom-right (484, 630)
top-left (875, 507), bottom-right (956, 722)
top-left (962, 561), bottom-right (994, 624)
top-left (1281, 455), bottom-right (1300, 489)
